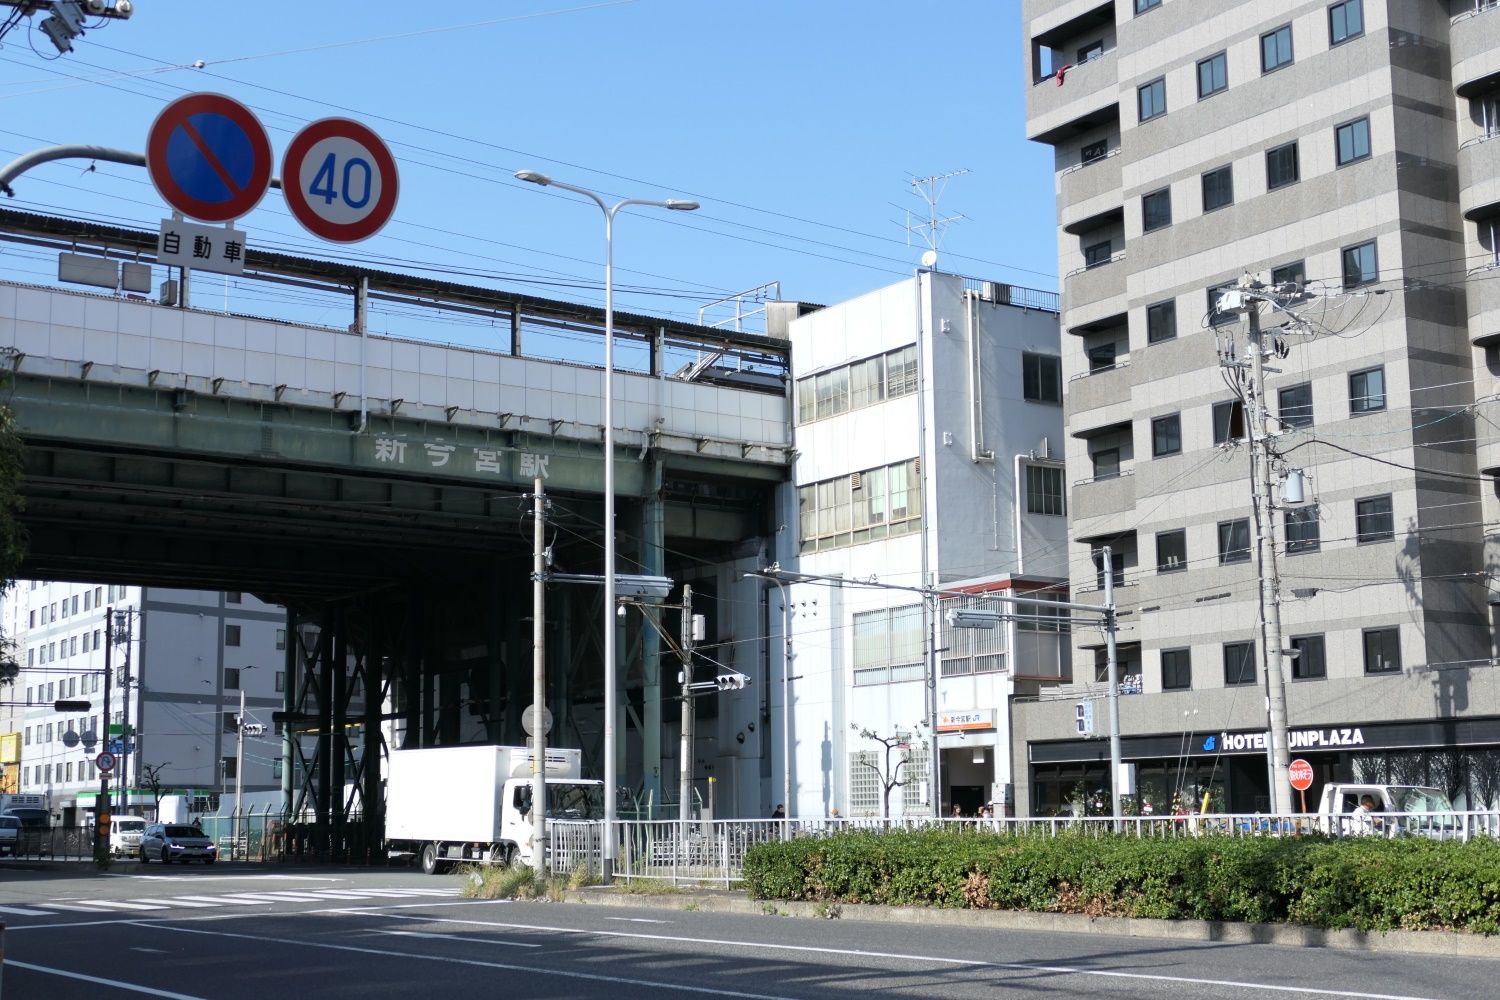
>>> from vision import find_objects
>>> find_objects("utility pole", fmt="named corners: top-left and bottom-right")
top-left (116, 611), bottom-right (133, 816)
top-left (233, 684), bottom-right (245, 855)
top-left (678, 584), bottom-right (695, 826)
top-left (95, 606), bottom-right (113, 864)
top-left (1241, 282), bottom-right (1294, 815)
top-left (1102, 546), bottom-right (1122, 824)
top-left (530, 475), bottom-right (548, 871)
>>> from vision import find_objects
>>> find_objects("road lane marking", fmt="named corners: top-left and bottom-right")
top-left (170, 895), bottom-right (265, 906)
top-left (2, 898), bottom-right (508, 932)
top-left (107, 874), bottom-right (344, 882)
top-left (606, 917), bottom-right (672, 924)
top-left (0, 904), bottom-right (50, 915)
top-left (376, 929), bottom-right (541, 948)
top-left (4, 959), bottom-right (209, 999)
top-left (146, 922), bottom-right (803, 1000)
top-left (149, 899), bottom-right (219, 908)
top-left (38, 901), bottom-right (118, 911)
top-left (361, 913), bottom-right (1451, 1000)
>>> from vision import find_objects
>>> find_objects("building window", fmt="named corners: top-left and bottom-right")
top-left (1207, 281), bottom-right (1238, 326)
top-left (1138, 77), bottom-right (1167, 123)
top-left (276, 628), bottom-right (287, 651)
top-left (1151, 414), bottom-right (1181, 457)
top-left (1329, 0), bottom-right (1363, 45)
top-left (1025, 465), bottom-right (1066, 516)
top-left (1156, 529), bottom-right (1186, 573)
top-left (1218, 518), bottom-right (1250, 564)
top-left (226, 591), bottom-right (242, 604)
top-left (1271, 260), bottom-right (1306, 291)
top-left (1146, 300), bottom-right (1176, 344)
top-left (1135, 0), bottom-right (1161, 12)
top-left (1291, 634), bottom-right (1326, 680)
top-left (1197, 52), bottom-right (1227, 99)
top-left (224, 667), bottom-right (240, 690)
top-left (275, 670), bottom-right (286, 693)
top-left (1023, 353), bottom-right (1062, 404)
top-left (1285, 505), bottom-right (1321, 554)
top-left (1084, 240), bottom-right (1113, 268)
top-left (1363, 627), bottom-right (1400, 674)
top-left (1092, 548), bottom-right (1125, 590)
top-left (1091, 448), bottom-right (1121, 481)
top-left (273, 759), bottom-right (283, 780)
top-left (223, 712), bottom-right (238, 733)
top-left (1081, 139), bottom-right (1108, 165)
top-left (1087, 343), bottom-right (1117, 373)
top-left (1077, 39), bottom-right (1104, 62)
top-left (1202, 165), bottom-right (1234, 212)
top-left (225, 624), bottom-right (242, 647)
top-left (1261, 24), bottom-right (1294, 72)
top-left (852, 604), bottom-right (924, 687)
top-left (222, 756), bottom-right (238, 780)
top-left (1142, 188), bottom-right (1172, 232)
top-left (1212, 399), bottom-right (1245, 445)
top-left (1349, 365), bottom-right (1385, 413)
top-left (1278, 382), bottom-right (1313, 428)
top-left (800, 459), bottom-right (923, 553)
top-left (1336, 116), bottom-right (1371, 166)
top-left (1266, 141), bottom-right (1299, 189)
top-left (1223, 641), bottom-right (1256, 686)
top-left (1341, 240), bottom-right (1377, 288)
top-left (1356, 494), bottom-right (1394, 543)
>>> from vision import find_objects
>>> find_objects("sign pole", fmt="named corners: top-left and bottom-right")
top-left (96, 607), bottom-right (113, 865)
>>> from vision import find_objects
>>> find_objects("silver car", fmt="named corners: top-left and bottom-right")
top-left (0, 815), bottom-right (19, 857)
top-left (139, 822), bottom-right (218, 864)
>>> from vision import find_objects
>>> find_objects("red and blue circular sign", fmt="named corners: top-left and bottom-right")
top-left (146, 92), bottom-right (272, 223)
top-left (282, 118), bottom-right (399, 243)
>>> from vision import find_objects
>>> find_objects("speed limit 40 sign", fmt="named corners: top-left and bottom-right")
top-left (282, 118), bottom-right (399, 243)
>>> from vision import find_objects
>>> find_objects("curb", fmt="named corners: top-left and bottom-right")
top-left (566, 887), bottom-right (1500, 959)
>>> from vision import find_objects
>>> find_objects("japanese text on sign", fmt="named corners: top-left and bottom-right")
top-left (157, 218), bottom-right (247, 276)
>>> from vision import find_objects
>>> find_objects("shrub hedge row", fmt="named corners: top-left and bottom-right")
top-left (741, 829), bottom-right (1500, 933)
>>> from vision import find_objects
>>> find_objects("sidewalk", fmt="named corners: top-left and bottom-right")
top-left (567, 885), bottom-right (1500, 960)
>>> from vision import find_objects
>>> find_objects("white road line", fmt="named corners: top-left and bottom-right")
top-left (238, 892), bottom-right (328, 901)
top-left (0, 904), bottom-right (51, 915)
top-left (306, 890), bottom-right (399, 899)
top-left (148, 899), bottom-right (219, 909)
top-left (111, 874), bottom-right (344, 882)
top-left (4, 959), bottom-right (210, 999)
top-left (59, 899), bottom-right (171, 911)
top-left (605, 917), bottom-right (672, 924)
top-left (148, 923), bottom-right (802, 1000)
top-left (362, 913), bottom-right (1452, 1000)
top-left (4, 899), bottom-right (507, 933)
top-left (38, 901), bottom-right (120, 912)
top-left (376, 929), bottom-right (541, 948)
top-left (170, 895), bottom-right (263, 906)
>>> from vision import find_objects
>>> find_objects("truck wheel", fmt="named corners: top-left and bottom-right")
top-left (503, 845), bottom-right (518, 868)
top-left (420, 843), bottom-right (441, 876)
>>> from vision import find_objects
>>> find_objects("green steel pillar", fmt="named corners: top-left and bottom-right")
top-left (639, 459), bottom-right (666, 810)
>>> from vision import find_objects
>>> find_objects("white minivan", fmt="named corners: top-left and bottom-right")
top-left (110, 816), bottom-right (147, 857)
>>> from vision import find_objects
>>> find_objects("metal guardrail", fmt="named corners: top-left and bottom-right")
top-left (549, 812), bottom-right (1500, 887)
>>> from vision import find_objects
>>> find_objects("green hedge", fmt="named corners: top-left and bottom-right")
top-left (741, 829), bottom-right (1500, 934)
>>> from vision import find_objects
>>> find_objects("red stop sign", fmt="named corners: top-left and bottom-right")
top-left (1288, 758), bottom-right (1314, 791)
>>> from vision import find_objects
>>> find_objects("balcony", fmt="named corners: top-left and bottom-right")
top-left (1469, 263), bottom-right (1500, 347)
top-left (1059, 148), bottom-right (1121, 223)
top-left (1071, 467), bottom-right (1135, 522)
top-left (1027, 49), bottom-right (1119, 145)
top-left (1065, 360), bottom-right (1133, 416)
top-left (1477, 427), bottom-right (1500, 478)
top-left (1453, 3), bottom-right (1500, 98)
top-left (1063, 251), bottom-right (1126, 328)
top-left (1459, 134), bottom-right (1500, 221)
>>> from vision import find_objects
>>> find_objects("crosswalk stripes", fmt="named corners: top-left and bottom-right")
top-left (28, 885), bottom-right (463, 917)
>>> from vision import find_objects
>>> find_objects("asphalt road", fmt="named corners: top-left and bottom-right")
top-left (0, 861), bottom-right (1492, 999)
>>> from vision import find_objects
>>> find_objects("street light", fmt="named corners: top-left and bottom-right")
top-left (514, 170), bottom-right (698, 878)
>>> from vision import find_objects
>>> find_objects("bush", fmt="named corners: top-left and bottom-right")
top-left (741, 829), bottom-right (1500, 934)
top-left (461, 863), bottom-right (546, 900)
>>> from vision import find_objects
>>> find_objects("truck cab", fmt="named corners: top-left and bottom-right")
top-left (1316, 783), bottom-right (1455, 838)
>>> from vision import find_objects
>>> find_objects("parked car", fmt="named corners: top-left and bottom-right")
top-left (110, 816), bottom-right (147, 858)
top-left (0, 814), bottom-right (19, 856)
top-left (139, 822), bottom-right (217, 864)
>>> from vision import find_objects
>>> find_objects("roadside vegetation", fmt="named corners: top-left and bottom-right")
top-left (458, 863), bottom-right (596, 901)
top-left (742, 828), bottom-right (1500, 934)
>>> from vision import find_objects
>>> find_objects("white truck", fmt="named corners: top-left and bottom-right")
top-left (385, 745), bottom-right (603, 875)
top-left (0, 792), bottom-right (51, 855)
top-left (1316, 783), bottom-right (1457, 838)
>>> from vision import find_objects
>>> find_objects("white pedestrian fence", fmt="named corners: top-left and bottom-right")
top-left (547, 811), bottom-right (1500, 888)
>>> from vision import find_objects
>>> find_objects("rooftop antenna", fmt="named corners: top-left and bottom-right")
top-left (899, 168), bottom-right (969, 270)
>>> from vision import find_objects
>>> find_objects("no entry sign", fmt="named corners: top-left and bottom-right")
top-left (281, 118), bottom-right (399, 243)
top-left (146, 93), bottom-right (273, 223)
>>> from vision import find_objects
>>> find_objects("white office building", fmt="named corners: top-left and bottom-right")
top-left (5, 582), bottom-right (286, 825)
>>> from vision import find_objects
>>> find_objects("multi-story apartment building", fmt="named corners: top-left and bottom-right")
top-left (1014, 0), bottom-right (1500, 816)
top-left (774, 270), bottom-right (1071, 818)
top-left (5, 583), bottom-right (286, 826)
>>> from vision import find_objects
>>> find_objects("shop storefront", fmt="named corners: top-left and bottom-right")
top-left (936, 709), bottom-right (1002, 816)
top-left (1026, 716), bottom-right (1500, 816)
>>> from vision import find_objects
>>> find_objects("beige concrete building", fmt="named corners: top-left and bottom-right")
top-left (1016, 0), bottom-right (1500, 816)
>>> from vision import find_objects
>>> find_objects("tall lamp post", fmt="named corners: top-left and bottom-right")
top-left (514, 170), bottom-right (698, 877)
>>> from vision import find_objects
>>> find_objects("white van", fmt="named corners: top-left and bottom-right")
top-left (110, 815), bottom-right (147, 857)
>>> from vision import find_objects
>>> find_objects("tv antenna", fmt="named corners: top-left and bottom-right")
top-left (897, 168), bottom-right (969, 269)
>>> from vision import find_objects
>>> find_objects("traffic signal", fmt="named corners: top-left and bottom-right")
top-left (54, 699), bottom-right (91, 712)
top-left (715, 672), bottom-right (749, 691)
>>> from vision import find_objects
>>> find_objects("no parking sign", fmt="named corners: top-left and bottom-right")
top-left (146, 93), bottom-right (272, 223)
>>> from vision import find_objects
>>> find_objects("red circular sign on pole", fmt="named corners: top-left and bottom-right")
top-left (1288, 758), bottom-right (1314, 791)
top-left (281, 118), bottom-right (399, 243)
top-left (146, 92), bottom-right (273, 223)
top-left (96, 750), bottom-right (117, 773)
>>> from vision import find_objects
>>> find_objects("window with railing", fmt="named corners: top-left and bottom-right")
top-left (939, 595), bottom-right (1010, 677)
top-left (852, 604), bottom-right (924, 686)
top-left (799, 459), bottom-right (921, 552)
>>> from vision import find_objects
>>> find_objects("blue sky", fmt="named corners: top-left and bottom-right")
top-left (0, 0), bottom-right (1056, 331)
